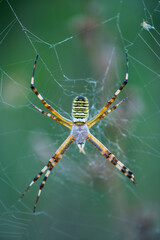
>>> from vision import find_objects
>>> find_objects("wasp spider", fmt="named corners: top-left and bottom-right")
top-left (21, 54), bottom-right (136, 212)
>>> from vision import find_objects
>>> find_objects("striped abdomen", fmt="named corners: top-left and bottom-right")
top-left (72, 96), bottom-right (89, 124)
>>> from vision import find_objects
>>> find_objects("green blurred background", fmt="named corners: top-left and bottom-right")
top-left (0, 0), bottom-right (160, 239)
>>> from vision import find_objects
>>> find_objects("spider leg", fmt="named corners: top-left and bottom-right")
top-left (31, 103), bottom-right (72, 129)
top-left (88, 53), bottom-right (128, 128)
top-left (87, 133), bottom-right (136, 184)
top-left (31, 55), bottom-right (73, 127)
top-left (21, 134), bottom-right (75, 209)
top-left (33, 134), bottom-right (75, 212)
top-left (88, 97), bottom-right (127, 128)
top-left (21, 164), bottom-right (49, 198)
top-left (33, 164), bottom-right (54, 212)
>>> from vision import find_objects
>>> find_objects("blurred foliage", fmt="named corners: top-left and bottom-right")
top-left (0, 0), bottom-right (160, 239)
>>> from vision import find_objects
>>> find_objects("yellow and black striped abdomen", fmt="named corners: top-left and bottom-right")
top-left (72, 96), bottom-right (89, 124)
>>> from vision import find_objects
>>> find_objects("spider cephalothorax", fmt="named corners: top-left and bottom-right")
top-left (71, 123), bottom-right (89, 154)
top-left (22, 53), bottom-right (136, 212)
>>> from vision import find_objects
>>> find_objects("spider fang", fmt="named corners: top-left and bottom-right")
top-left (78, 143), bottom-right (86, 154)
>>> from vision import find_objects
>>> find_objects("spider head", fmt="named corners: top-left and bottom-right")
top-left (72, 96), bottom-right (89, 124)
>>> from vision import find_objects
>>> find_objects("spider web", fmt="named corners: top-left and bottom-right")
top-left (0, 0), bottom-right (160, 239)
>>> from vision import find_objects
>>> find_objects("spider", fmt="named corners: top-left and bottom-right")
top-left (21, 53), bottom-right (136, 212)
